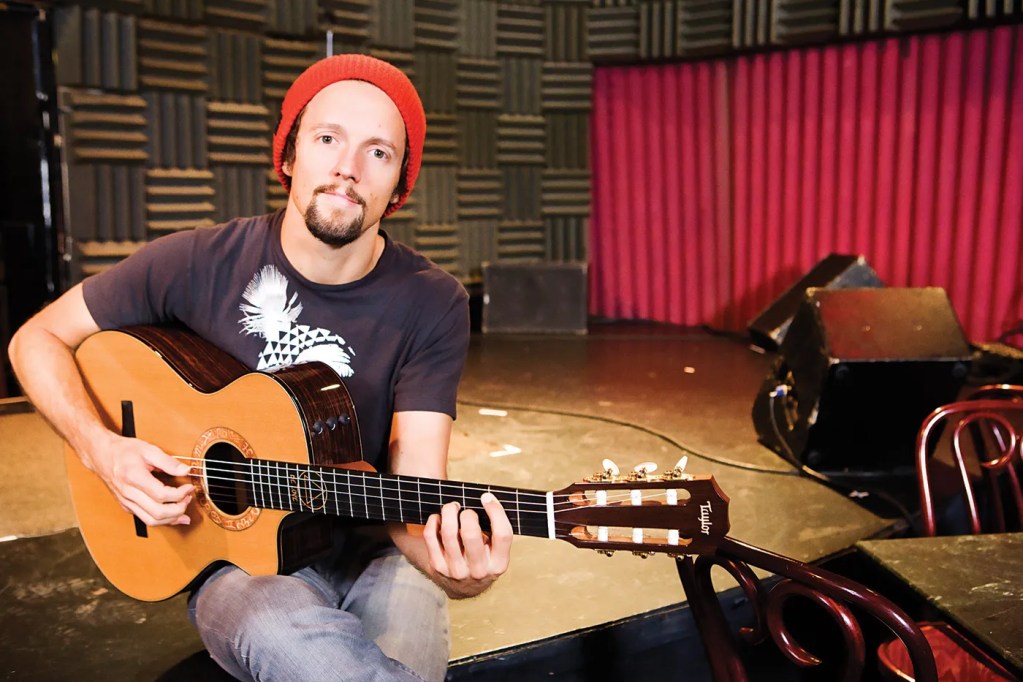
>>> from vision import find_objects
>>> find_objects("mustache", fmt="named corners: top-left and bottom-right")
top-left (313, 184), bottom-right (366, 207)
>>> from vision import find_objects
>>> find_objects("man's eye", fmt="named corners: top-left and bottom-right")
top-left (319, 135), bottom-right (334, 144)
top-left (372, 149), bottom-right (387, 160)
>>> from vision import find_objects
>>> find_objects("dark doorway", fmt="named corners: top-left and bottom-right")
top-left (0, 3), bottom-right (64, 398)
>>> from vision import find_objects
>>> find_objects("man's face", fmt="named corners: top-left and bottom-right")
top-left (282, 80), bottom-right (406, 248)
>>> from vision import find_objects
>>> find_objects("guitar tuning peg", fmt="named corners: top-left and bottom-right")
top-left (601, 458), bottom-right (620, 477)
top-left (671, 455), bottom-right (693, 480)
top-left (631, 551), bottom-right (653, 559)
top-left (633, 462), bottom-right (657, 479)
top-left (597, 549), bottom-right (616, 557)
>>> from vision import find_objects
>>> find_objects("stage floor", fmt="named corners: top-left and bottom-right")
top-left (0, 325), bottom-right (897, 680)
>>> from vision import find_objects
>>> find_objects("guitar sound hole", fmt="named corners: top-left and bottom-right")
top-left (204, 442), bottom-right (254, 516)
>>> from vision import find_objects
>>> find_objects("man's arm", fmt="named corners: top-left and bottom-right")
top-left (387, 411), bottom-right (513, 599)
top-left (8, 284), bottom-right (194, 526)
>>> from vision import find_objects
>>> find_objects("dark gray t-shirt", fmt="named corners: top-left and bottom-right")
top-left (82, 209), bottom-right (470, 469)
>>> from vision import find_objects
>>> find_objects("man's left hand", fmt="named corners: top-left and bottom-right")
top-left (422, 492), bottom-right (512, 599)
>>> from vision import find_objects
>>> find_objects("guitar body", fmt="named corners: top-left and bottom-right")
top-left (68, 327), bottom-right (365, 602)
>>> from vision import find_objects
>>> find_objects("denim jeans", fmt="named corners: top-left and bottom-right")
top-left (188, 527), bottom-right (450, 682)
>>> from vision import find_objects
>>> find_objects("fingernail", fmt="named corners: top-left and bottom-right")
top-left (481, 492), bottom-right (496, 504)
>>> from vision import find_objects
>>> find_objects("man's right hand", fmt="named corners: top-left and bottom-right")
top-left (83, 431), bottom-right (195, 526)
top-left (7, 283), bottom-right (195, 528)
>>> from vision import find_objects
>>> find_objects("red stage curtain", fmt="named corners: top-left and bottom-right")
top-left (590, 25), bottom-right (1023, 342)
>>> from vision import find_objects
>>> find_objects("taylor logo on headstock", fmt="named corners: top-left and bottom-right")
top-left (699, 502), bottom-right (713, 535)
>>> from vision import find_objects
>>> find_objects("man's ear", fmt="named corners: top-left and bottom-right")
top-left (389, 192), bottom-right (400, 205)
top-left (282, 160), bottom-right (293, 178)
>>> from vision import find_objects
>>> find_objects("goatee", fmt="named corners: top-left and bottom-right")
top-left (305, 184), bottom-right (367, 248)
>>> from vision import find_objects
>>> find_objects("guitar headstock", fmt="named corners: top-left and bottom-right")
top-left (550, 458), bottom-right (729, 558)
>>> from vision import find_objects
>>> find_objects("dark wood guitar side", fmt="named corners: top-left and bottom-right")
top-left (68, 327), bottom-right (730, 602)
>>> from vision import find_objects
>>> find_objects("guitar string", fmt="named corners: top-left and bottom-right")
top-left (172, 455), bottom-right (687, 511)
top-left (184, 469), bottom-right (685, 522)
top-left (188, 473), bottom-right (690, 535)
top-left (192, 469), bottom-right (678, 514)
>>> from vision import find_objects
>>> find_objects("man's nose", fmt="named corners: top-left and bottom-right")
top-left (332, 146), bottom-right (361, 181)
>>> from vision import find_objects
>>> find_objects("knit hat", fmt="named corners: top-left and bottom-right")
top-left (272, 53), bottom-right (426, 217)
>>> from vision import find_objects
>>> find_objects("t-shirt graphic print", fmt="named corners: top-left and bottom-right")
top-left (238, 264), bottom-right (356, 378)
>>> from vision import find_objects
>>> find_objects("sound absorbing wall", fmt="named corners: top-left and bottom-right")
top-left (52, 0), bottom-right (592, 282)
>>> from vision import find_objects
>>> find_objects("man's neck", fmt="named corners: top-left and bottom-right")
top-left (279, 204), bottom-right (385, 286)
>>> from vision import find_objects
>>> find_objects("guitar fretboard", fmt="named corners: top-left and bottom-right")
top-left (204, 458), bottom-right (555, 539)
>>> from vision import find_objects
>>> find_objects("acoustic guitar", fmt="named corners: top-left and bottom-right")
top-left (68, 326), bottom-right (731, 601)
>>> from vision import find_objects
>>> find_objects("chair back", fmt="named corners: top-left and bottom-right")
top-left (917, 384), bottom-right (1023, 536)
top-left (676, 537), bottom-right (938, 682)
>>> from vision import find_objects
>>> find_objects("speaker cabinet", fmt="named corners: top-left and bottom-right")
top-left (482, 262), bottom-right (587, 334)
top-left (753, 288), bottom-right (972, 471)
top-left (748, 254), bottom-right (883, 350)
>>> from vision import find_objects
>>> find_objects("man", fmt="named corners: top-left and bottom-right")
top-left (8, 54), bottom-right (511, 681)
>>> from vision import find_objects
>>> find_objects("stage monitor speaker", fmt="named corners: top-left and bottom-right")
top-left (748, 254), bottom-right (883, 350)
top-left (752, 288), bottom-right (972, 472)
top-left (482, 261), bottom-right (587, 334)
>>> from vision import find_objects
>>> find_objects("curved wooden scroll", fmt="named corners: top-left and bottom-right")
top-left (675, 536), bottom-right (938, 682)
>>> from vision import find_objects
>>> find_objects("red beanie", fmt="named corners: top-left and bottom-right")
top-left (272, 53), bottom-right (426, 218)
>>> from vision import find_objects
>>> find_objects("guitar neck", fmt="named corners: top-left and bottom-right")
top-left (210, 458), bottom-right (555, 539)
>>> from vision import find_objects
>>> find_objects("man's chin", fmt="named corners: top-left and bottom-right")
top-left (310, 219), bottom-right (368, 247)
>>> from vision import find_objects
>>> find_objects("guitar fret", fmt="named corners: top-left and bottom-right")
top-left (248, 460), bottom-right (256, 508)
top-left (514, 489), bottom-right (521, 535)
top-left (253, 460), bottom-right (261, 509)
top-left (276, 462), bottom-right (284, 509)
top-left (397, 478), bottom-right (404, 523)
top-left (331, 469), bottom-right (339, 516)
top-left (416, 478), bottom-right (422, 523)
top-left (305, 464), bottom-right (313, 512)
top-left (287, 462), bottom-right (297, 511)
top-left (346, 470), bottom-right (354, 516)
top-left (260, 460), bottom-right (268, 509)
top-left (279, 462), bottom-right (288, 511)
top-left (357, 472), bottom-right (368, 520)
top-left (268, 461), bottom-right (276, 510)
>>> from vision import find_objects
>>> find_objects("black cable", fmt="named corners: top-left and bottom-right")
top-left (457, 398), bottom-right (798, 476)
top-left (458, 390), bottom-right (917, 525)
top-left (766, 386), bottom-right (916, 527)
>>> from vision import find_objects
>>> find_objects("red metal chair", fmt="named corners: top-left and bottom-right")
top-left (675, 537), bottom-right (938, 682)
top-left (917, 385), bottom-right (1023, 537)
top-left (876, 385), bottom-right (1023, 681)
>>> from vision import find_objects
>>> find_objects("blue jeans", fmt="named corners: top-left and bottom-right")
top-left (188, 527), bottom-right (450, 682)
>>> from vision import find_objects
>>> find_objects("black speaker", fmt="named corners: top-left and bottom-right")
top-left (752, 288), bottom-right (972, 471)
top-left (482, 261), bottom-right (587, 334)
top-left (748, 254), bottom-right (883, 350)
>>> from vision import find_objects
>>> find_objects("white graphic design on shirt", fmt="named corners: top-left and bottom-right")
top-left (239, 265), bottom-right (355, 378)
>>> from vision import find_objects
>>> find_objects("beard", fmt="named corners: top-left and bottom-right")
top-left (304, 184), bottom-right (367, 248)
